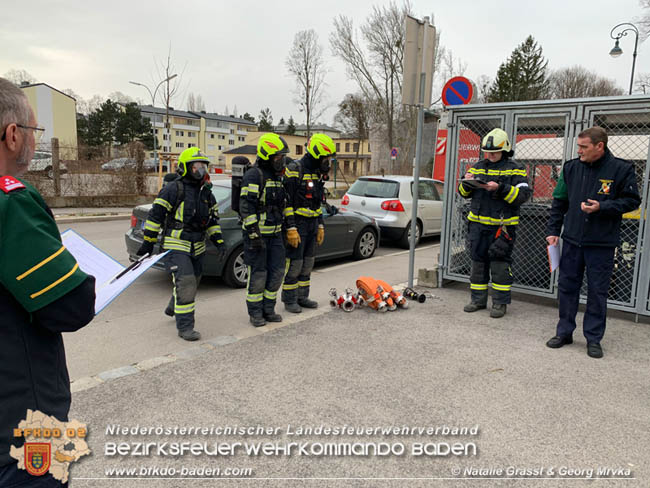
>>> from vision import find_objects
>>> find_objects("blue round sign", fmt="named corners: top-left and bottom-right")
top-left (442, 77), bottom-right (474, 106)
top-left (390, 147), bottom-right (398, 157)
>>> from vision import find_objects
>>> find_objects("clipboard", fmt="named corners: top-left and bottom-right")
top-left (547, 243), bottom-right (560, 273)
top-left (459, 178), bottom-right (486, 189)
top-left (61, 229), bottom-right (169, 314)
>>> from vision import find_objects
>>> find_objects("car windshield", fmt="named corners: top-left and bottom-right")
top-left (348, 178), bottom-right (399, 198)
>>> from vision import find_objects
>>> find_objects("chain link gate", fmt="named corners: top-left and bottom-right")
top-left (439, 96), bottom-right (650, 316)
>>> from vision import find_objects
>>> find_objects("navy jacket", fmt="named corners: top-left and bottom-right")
top-left (546, 148), bottom-right (641, 247)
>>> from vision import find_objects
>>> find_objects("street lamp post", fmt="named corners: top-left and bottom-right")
top-left (129, 74), bottom-right (177, 174)
top-left (609, 22), bottom-right (639, 95)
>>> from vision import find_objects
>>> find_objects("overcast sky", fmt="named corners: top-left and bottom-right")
top-left (1, 0), bottom-right (648, 125)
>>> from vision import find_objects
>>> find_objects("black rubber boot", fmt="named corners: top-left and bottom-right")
top-left (463, 302), bottom-right (487, 313)
top-left (298, 298), bottom-right (318, 308)
top-left (250, 315), bottom-right (267, 327)
top-left (490, 304), bottom-right (507, 318)
top-left (284, 302), bottom-right (302, 313)
top-left (264, 313), bottom-right (283, 322)
top-left (178, 329), bottom-right (201, 341)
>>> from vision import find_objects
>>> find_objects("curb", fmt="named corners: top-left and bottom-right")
top-left (55, 214), bottom-right (131, 224)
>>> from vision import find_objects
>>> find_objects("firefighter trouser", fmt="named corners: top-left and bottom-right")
top-left (243, 232), bottom-right (286, 317)
top-left (166, 250), bottom-right (203, 332)
top-left (556, 241), bottom-right (615, 343)
top-left (467, 222), bottom-right (516, 305)
top-left (282, 217), bottom-right (318, 305)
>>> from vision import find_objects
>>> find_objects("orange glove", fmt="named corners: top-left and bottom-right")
top-left (286, 227), bottom-right (301, 248)
top-left (317, 225), bottom-right (325, 245)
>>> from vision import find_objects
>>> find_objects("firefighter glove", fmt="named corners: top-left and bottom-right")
top-left (210, 236), bottom-right (226, 258)
top-left (317, 225), bottom-right (325, 246)
top-left (286, 227), bottom-right (301, 248)
top-left (137, 241), bottom-right (154, 257)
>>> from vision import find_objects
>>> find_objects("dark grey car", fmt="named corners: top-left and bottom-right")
top-left (125, 179), bottom-right (380, 287)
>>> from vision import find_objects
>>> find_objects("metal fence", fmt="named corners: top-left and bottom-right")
top-left (439, 95), bottom-right (650, 317)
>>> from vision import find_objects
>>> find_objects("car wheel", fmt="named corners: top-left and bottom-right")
top-left (399, 220), bottom-right (421, 249)
top-left (223, 246), bottom-right (247, 288)
top-left (353, 228), bottom-right (377, 260)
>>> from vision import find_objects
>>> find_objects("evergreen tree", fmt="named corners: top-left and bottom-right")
top-left (258, 108), bottom-right (273, 131)
top-left (278, 117), bottom-right (286, 126)
top-left (287, 116), bottom-right (296, 135)
top-left (242, 112), bottom-right (255, 123)
top-left (487, 36), bottom-right (550, 102)
top-left (115, 103), bottom-right (154, 148)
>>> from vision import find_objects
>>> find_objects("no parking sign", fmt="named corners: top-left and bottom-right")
top-left (442, 77), bottom-right (474, 106)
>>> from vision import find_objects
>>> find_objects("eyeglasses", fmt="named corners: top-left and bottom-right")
top-left (1, 124), bottom-right (46, 142)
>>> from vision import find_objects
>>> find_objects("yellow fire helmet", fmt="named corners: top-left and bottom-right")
top-left (257, 133), bottom-right (289, 160)
top-left (481, 128), bottom-right (511, 153)
top-left (177, 147), bottom-right (210, 177)
top-left (307, 133), bottom-right (336, 159)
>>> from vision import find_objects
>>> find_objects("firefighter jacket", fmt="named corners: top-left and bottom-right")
top-left (546, 148), bottom-right (641, 247)
top-left (142, 176), bottom-right (222, 256)
top-left (457, 156), bottom-right (531, 226)
top-left (0, 176), bottom-right (95, 466)
top-left (240, 161), bottom-right (287, 236)
top-left (284, 154), bottom-right (326, 226)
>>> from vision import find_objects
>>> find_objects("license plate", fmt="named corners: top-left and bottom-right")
top-left (140, 220), bottom-right (145, 230)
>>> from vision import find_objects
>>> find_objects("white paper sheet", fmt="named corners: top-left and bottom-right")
top-left (61, 229), bottom-right (168, 314)
top-left (547, 243), bottom-right (560, 272)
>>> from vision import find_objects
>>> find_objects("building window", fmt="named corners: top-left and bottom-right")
top-left (229, 139), bottom-right (235, 145)
top-left (175, 142), bottom-right (184, 148)
top-left (345, 143), bottom-right (350, 152)
top-left (188, 131), bottom-right (195, 138)
top-left (353, 143), bottom-right (359, 152)
top-left (353, 161), bottom-right (358, 173)
top-left (219, 135), bottom-right (225, 140)
top-left (230, 129), bottom-right (235, 134)
top-left (188, 143), bottom-right (195, 148)
top-left (155, 129), bottom-right (158, 134)
top-left (336, 143), bottom-right (340, 152)
top-left (344, 160), bottom-right (350, 173)
top-left (368, 143), bottom-right (371, 152)
top-left (210, 134), bottom-right (215, 139)
top-left (175, 130), bottom-right (184, 137)
top-left (163, 134), bottom-right (168, 140)
top-left (218, 145), bottom-right (223, 150)
top-left (296, 145), bottom-right (303, 155)
top-left (238, 136), bottom-right (245, 142)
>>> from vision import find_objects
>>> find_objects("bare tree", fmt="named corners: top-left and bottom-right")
top-left (107, 91), bottom-right (135, 104)
top-left (187, 92), bottom-right (206, 112)
top-left (3, 69), bottom-right (37, 86)
top-left (154, 44), bottom-right (185, 153)
top-left (548, 66), bottom-right (624, 98)
top-left (474, 75), bottom-right (493, 104)
top-left (334, 93), bottom-right (371, 174)
top-left (638, 0), bottom-right (650, 40)
top-left (431, 49), bottom-right (467, 103)
top-left (635, 72), bottom-right (650, 94)
top-left (286, 29), bottom-right (328, 139)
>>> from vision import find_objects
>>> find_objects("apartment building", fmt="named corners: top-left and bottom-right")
top-left (138, 105), bottom-right (256, 166)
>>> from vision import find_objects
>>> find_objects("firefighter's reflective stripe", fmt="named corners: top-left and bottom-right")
top-left (260, 224), bottom-right (282, 234)
top-left (174, 201), bottom-right (185, 221)
top-left (467, 212), bottom-right (519, 226)
top-left (263, 289), bottom-right (277, 300)
top-left (285, 169), bottom-right (300, 178)
top-left (283, 207), bottom-right (295, 217)
top-left (163, 237), bottom-right (192, 252)
top-left (211, 204), bottom-right (219, 213)
top-left (174, 301), bottom-right (196, 314)
top-left (144, 220), bottom-right (161, 232)
top-left (143, 235), bottom-right (158, 243)
top-left (241, 183), bottom-right (259, 197)
top-left (458, 183), bottom-right (472, 197)
top-left (491, 283), bottom-right (512, 291)
top-left (246, 292), bottom-right (263, 302)
top-left (170, 229), bottom-right (182, 239)
top-left (154, 198), bottom-right (173, 211)
top-left (207, 224), bottom-right (222, 236)
top-left (298, 280), bottom-right (310, 288)
top-left (295, 207), bottom-right (322, 218)
top-left (243, 214), bottom-right (258, 226)
top-left (302, 173), bottom-right (319, 180)
top-left (470, 283), bottom-right (488, 290)
top-left (283, 282), bottom-right (299, 291)
top-left (468, 168), bottom-right (527, 177)
top-left (194, 241), bottom-right (206, 255)
top-left (503, 186), bottom-right (520, 204)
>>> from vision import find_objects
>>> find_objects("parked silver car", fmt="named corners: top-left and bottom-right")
top-left (102, 158), bottom-right (169, 172)
top-left (340, 175), bottom-right (444, 248)
top-left (28, 150), bottom-right (66, 177)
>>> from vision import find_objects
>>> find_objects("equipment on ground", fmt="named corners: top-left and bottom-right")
top-left (403, 287), bottom-right (426, 303)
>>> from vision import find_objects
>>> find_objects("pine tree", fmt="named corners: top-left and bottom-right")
top-left (258, 108), bottom-right (273, 131)
top-left (487, 36), bottom-right (549, 102)
top-left (287, 116), bottom-right (296, 135)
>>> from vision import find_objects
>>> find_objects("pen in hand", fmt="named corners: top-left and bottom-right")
top-left (109, 253), bottom-right (150, 284)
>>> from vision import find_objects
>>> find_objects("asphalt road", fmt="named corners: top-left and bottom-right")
top-left (57, 219), bottom-right (440, 382)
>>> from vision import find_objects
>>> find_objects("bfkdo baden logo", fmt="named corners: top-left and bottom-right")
top-left (10, 409), bottom-right (90, 484)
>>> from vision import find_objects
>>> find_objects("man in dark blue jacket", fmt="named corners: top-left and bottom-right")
top-left (545, 126), bottom-right (641, 358)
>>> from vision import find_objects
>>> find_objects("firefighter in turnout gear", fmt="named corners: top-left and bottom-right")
top-left (457, 128), bottom-right (531, 318)
top-left (137, 147), bottom-right (224, 341)
top-left (240, 133), bottom-right (290, 327)
top-left (282, 133), bottom-right (335, 313)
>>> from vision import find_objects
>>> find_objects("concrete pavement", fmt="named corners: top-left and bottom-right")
top-left (66, 279), bottom-right (650, 487)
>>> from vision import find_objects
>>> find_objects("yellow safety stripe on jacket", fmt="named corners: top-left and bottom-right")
top-left (283, 207), bottom-right (295, 217)
top-left (241, 183), bottom-right (259, 198)
top-left (263, 289), bottom-right (277, 300)
top-left (154, 198), bottom-right (173, 211)
top-left (246, 292), bottom-right (263, 303)
top-left (170, 229), bottom-right (182, 239)
top-left (285, 169), bottom-right (300, 178)
top-left (144, 220), bottom-right (161, 233)
top-left (29, 263), bottom-right (79, 299)
top-left (467, 212), bottom-right (519, 226)
top-left (295, 207), bottom-right (322, 218)
top-left (298, 280), bottom-right (310, 288)
top-left (468, 168), bottom-right (527, 177)
top-left (174, 201), bottom-right (185, 222)
top-left (174, 302), bottom-right (196, 314)
top-left (282, 282), bottom-right (299, 291)
top-left (243, 214), bottom-right (258, 227)
top-left (260, 224), bottom-right (282, 234)
top-left (302, 173), bottom-right (318, 180)
top-left (458, 182), bottom-right (472, 197)
top-left (503, 186), bottom-right (520, 204)
top-left (470, 283), bottom-right (488, 290)
top-left (163, 236), bottom-right (192, 252)
top-left (16, 246), bottom-right (66, 281)
top-left (194, 241), bottom-right (206, 255)
top-left (491, 283), bottom-right (512, 291)
top-left (207, 225), bottom-right (222, 236)
top-left (211, 204), bottom-right (219, 213)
